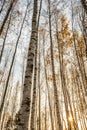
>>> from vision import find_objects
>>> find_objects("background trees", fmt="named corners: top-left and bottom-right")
top-left (0, 0), bottom-right (87, 130)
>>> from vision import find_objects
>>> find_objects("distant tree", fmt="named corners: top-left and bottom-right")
top-left (47, 0), bottom-right (63, 129)
top-left (0, 3), bottom-right (28, 123)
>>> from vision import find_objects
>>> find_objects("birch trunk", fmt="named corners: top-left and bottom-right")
top-left (15, 0), bottom-right (38, 130)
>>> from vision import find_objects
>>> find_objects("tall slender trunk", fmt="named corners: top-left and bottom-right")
top-left (15, 0), bottom-right (38, 130)
top-left (30, 54), bottom-right (37, 130)
top-left (45, 96), bottom-right (47, 130)
top-left (38, 35), bottom-right (41, 130)
top-left (30, 0), bottom-right (42, 129)
top-left (47, 0), bottom-right (63, 129)
top-left (42, 32), bottom-right (54, 130)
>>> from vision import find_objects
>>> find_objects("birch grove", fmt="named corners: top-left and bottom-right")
top-left (0, 0), bottom-right (87, 130)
